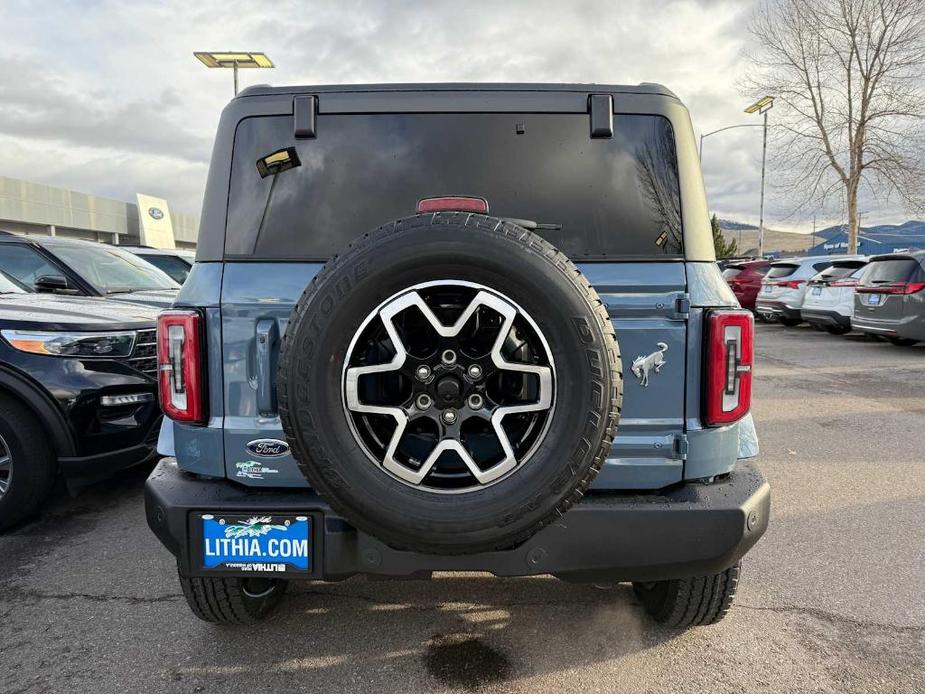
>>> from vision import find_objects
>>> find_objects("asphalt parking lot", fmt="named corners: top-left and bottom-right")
top-left (1, 323), bottom-right (923, 694)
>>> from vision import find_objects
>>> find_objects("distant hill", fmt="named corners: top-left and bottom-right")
top-left (717, 219), bottom-right (811, 256)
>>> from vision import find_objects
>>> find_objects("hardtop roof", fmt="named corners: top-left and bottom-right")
top-left (236, 81), bottom-right (679, 100)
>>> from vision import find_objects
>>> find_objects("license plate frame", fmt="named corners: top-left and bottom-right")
top-left (811, 286), bottom-right (822, 296)
top-left (191, 512), bottom-right (318, 577)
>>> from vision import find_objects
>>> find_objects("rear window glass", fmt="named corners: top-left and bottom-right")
top-left (814, 262), bottom-right (866, 281)
top-left (861, 258), bottom-right (923, 284)
top-left (765, 264), bottom-right (798, 279)
top-left (225, 113), bottom-right (683, 259)
top-left (722, 267), bottom-right (743, 279)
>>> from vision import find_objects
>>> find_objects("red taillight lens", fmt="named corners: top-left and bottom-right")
top-left (416, 196), bottom-right (489, 214)
top-left (775, 279), bottom-right (804, 289)
top-left (157, 309), bottom-right (205, 424)
top-left (857, 281), bottom-right (925, 294)
top-left (829, 278), bottom-right (859, 287)
top-left (705, 309), bottom-right (753, 426)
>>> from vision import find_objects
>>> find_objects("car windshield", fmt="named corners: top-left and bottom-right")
top-left (226, 113), bottom-right (684, 260)
top-left (811, 262), bottom-right (867, 282)
top-left (765, 264), bottom-right (798, 279)
top-left (137, 253), bottom-right (192, 284)
top-left (861, 258), bottom-right (923, 284)
top-left (0, 270), bottom-right (28, 294)
top-left (50, 244), bottom-right (180, 293)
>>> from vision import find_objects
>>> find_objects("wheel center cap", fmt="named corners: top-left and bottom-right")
top-left (436, 376), bottom-right (462, 404)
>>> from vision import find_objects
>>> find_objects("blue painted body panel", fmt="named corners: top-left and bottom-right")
top-left (168, 259), bottom-right (750, 490)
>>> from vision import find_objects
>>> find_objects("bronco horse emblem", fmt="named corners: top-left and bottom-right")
top-left (631, 342), bottom-right (668, 387)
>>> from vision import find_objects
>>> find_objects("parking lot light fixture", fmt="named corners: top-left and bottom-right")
top-left (745, 96), bottom-right (775, 257)
top-left (193, 51), bottom-right (274, 96)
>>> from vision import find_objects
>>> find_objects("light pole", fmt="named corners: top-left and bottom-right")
top-left (194, 52), bottom-right (275, 96)
top-left (744, 96), bottom-right (774, 257)
top-left (699, 123), bottom-right (763, 161)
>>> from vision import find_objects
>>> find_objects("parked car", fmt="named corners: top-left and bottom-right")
top-left (0, 270), bottom-right (161, 529)
top-left (0, 236), bottom-right (180, 308)
top-left (801, 258), bottom-right (869, 334)
top-left (852, 251), bottom-right (925, 346)
top-left (722, 259), bottom-right (772, 312)
top-left (755, 255), bottom-right (859, 326)
top-left (121, 246), bottom-right (195, 285)
top-left (144, 82), bottom-right (768, 629)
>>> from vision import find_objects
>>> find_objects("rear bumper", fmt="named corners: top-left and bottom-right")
top-left (755, 299), bottom-right (801, 321)
top-left (801, 307), bottom-right (851, 329)
top-left (145, 458), bottom-right (771, 583)
top-left (853, 314), bottom-right (925, 341)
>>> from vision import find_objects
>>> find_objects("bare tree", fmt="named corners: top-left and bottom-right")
top-left (745, 0), bottom-right (925, 253)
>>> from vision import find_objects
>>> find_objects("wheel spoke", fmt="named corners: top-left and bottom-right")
top-left (0, 453), bottom-right (10, 495)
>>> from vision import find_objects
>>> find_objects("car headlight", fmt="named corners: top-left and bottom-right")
top-left (0, 329), bottom-right (136, 357)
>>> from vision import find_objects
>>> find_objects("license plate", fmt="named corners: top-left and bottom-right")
top-left (868, 294), bottom-right (882, 305)
top-left (199, 513), bottom-right (311, 574)
top-left (812, 286), bottom-right (822, 296)
top-left (762, 286), bottom-right (773, 294)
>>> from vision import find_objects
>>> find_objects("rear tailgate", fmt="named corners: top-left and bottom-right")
top-left (217, 261), bottom-right (690, 491)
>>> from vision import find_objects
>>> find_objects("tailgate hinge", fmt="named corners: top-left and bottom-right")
top-left (673, 434), bottom-right (689, 460)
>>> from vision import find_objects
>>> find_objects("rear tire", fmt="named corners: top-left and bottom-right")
top-left (633, 562), bottom-right (741, 627)
top-left (178, 570), bottom-right (287, 625)
top-left (779, 317), bottom-right (801, 327)
top-left (825, 325), bottom-right (851, 335)
top-left (888, 337), bottom-right (918, 347)
top-left (0, 394), bottom-right (57, 531)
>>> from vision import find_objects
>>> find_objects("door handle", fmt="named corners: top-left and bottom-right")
top-left (255, 318), bottom-right (279, 416)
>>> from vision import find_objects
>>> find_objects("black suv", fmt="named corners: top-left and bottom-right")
top-left (0, 235), bottom-right (180, 308)
top-left (0, 271), bottom-right (161, 528)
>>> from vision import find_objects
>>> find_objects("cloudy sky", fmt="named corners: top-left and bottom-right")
top-left (0, 0), bottom-right (906, 232)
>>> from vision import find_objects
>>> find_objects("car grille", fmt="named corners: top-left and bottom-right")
top-left (123, 328), bottom-right (158, 378)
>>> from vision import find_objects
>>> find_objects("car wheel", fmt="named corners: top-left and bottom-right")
top-left (888, 337), bottom-right (918, 347)
top-left (0, 394), bottom-right (58, 531)
top-left (779, 317), bottom-right (801, 327)
top-left (633, 562), bottom-right (741, 627)
top-left (278, 213), bottom-right (623, 555)
top-left (178, 569), bottom-right (288, 625)
top-left (825, 325), bottom-right (851, 335)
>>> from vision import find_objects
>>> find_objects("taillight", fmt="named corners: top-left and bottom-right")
top-left (157, 309), bottom-right (205, 424)
top-left (856, 281), bottom-right (925, 294)
top-left (416, 196), bottom-right (489, 214)
top-left (829, 278), bottom-right (859, 287)
top-left (705, 309), bottom-right (753, 426)
top-left (774, 280), bottom-right (804, 289)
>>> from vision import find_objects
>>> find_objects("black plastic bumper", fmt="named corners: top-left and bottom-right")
top-left (755, 300), bottom-right (801, 322)
top-left (801, 308), bottom-right (851, 329)
top-left (145, 458), bottom-right (770, 583)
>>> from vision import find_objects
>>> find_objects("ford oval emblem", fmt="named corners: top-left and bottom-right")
top-left (245, 439), bottom-right (290, 457)
top-left (148, 206), bottom-right (164, 220)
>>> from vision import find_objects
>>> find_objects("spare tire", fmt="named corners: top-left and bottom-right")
top-left (278, 213), bottom-right (622, 555)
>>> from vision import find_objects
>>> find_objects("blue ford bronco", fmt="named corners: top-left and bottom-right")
top-left (145, 83), bottom-right (769, 627)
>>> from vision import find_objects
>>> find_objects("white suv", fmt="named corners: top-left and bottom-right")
top-left (756, 255), bottom-right (862, 326)
top-left (801, 258), bottom-right (869, 334)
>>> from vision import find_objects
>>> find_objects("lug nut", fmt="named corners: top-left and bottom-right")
top-left (467, 394), bottom-right (483, 410)
top-left (415, 365), bottom-right (431, 381)
top-left (441, 409), bottom-right (458, 425)
top-left (415, 394), bottom-right (433, 410)
top-left (467, 364), bottom-right (482, 380)
top-left (441, 349), bottom-right (457, 365)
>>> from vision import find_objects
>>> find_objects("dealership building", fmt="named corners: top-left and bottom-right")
top-left (0, 175), bottom-right (199, 250)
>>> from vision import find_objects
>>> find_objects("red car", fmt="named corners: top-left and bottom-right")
top-left (722, 260), bottom-right (772, 311)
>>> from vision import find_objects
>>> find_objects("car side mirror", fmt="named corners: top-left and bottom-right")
top-left (34, 275), bottom-right (75, 294)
